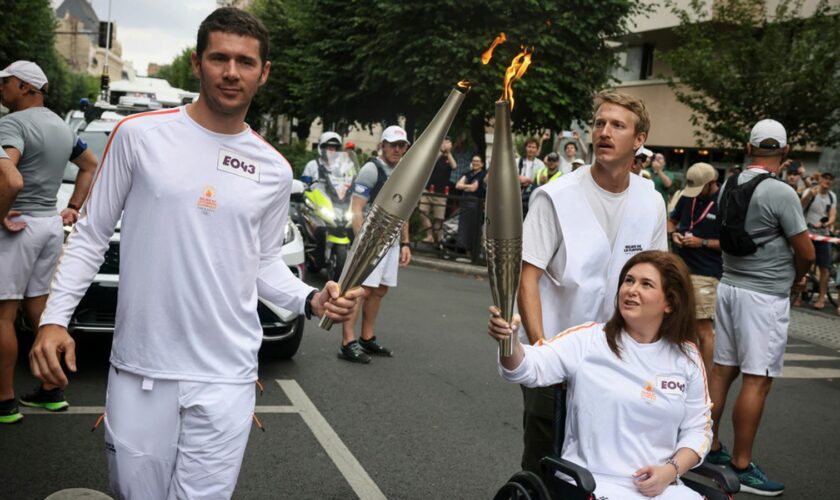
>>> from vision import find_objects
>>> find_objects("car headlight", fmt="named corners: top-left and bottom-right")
top-left (284, 220), bottom-right (296, 244)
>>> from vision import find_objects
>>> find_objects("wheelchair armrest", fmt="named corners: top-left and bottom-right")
top-left (540, 456), bottom-right (597, 494)
top-left (688, 462), bottom-right (740, 493)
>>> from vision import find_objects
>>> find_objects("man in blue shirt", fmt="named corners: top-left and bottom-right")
top-left (668, 162), bottom-right (721, 373)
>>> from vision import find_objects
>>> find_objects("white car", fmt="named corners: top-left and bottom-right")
top-left (58, 116), bottom-right (307, 358)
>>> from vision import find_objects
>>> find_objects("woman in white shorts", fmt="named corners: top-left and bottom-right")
top-left (489, 251), bottom-right (712, 499)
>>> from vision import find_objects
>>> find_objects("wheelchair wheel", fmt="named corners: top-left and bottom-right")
top-left (493, 471), bottom-right (551, 500)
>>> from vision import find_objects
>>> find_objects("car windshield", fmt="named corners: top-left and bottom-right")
top-left (63, 130), bottom-right (111, 183)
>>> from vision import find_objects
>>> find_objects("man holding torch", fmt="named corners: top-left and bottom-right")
top-left (29, 7), bottom-right (363, 497)
top-left (515, 91), bottom-right (668, 473)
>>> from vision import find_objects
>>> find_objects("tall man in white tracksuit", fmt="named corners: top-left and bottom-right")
top-left (516, 91), bottom-right (668, 473)
top-left (29, 8), bottom-right (363, 499)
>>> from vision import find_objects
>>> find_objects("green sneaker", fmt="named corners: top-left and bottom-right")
top-left (0, 398), bottom-right (23, 424)
top-left (705, 443), bottom-right (732, 466)
top-left (19, 386), bottom-right (69, 412)
top-left (736, 462), bottom-right (784, 496)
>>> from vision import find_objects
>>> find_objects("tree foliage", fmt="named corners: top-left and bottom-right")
top-left (0, 0), bottom-right (100, 115)
top-left (156, 47), bottom-right (200, 93)
top-left (662, 0), bottom-right (840, 149)
top-left (246, 0), bottom-right (645, 149)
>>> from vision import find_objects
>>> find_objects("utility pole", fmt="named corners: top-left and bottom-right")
top-left (99, 0), bottom-right (113, 103)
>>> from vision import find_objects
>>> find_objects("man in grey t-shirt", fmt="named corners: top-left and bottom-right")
top-left (0, 147), bottom-right (23, 222)
top-left (339, 125), bottom-right (412, 363)
top-left (706, 119), bottom-right (814, 496)
top-left (0, 60), bottom-right (98, 423)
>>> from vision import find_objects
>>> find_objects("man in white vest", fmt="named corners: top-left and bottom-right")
top-left (515, 91), bottom-right (668, 472)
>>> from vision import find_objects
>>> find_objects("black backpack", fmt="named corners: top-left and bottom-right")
top-left (351, 158), bottom-right (387, 202)
top-left (718, 172), bottom-right (782, 257)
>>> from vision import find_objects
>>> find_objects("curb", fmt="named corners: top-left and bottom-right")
top-left (410, 254), bottom-right (487, 278)
top-left (409, 255), bottom-right (840, 351)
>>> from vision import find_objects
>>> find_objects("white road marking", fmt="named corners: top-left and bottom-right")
top-left (277, 379), bottom-right (387, 500)
top-left (21, 405), bottom-right (298, 415)
top-left (21, 382), bottom-right (385, 498)
top-left (781, 366), bottom-right (840, 379)
top-left (783, 353), bottom-right (840, 362)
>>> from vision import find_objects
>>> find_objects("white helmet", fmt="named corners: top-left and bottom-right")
top-left (318, 131), bottom-right (342, 149)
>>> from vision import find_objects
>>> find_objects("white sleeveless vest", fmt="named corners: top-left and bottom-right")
top-left (520, 165), bottom-right (662, 343)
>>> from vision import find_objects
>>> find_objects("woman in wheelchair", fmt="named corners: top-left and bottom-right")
top-left (489, 251), bottom-right (712, 499)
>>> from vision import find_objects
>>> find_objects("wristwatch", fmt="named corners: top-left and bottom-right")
top-left (303, 289), bottom-right (317, 320)
top-left (702, 239), bottom-right (709, 248)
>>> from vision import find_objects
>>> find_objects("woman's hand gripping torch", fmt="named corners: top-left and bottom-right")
top-left (319, 85), bottom-right (469, 330)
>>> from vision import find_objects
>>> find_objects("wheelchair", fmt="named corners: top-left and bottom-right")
top-left (494, 385), bottom-right (740, 500)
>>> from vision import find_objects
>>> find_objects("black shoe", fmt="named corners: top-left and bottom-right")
top-left (339, 341), bottom-right (371, 364)
top-left (19, 386), bottom-right (69, 412)
top-left (0, 398), bottom-right (23, 424)
top-left (359, 336), bottom-right (393, 357)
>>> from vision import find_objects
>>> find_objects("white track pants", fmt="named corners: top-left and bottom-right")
top-left (104, 366), bottom-right (255, 499)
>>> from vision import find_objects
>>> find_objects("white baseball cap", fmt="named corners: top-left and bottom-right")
top-left (635, 146), bottom-right (653, 158)
top-left (749, 119), bottom-right (787, 150)
top-left (0, 60), bottom-right (48, 90)
top-left (381, 125), bottom-right (410, 145)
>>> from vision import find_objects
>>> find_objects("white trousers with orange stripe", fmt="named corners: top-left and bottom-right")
top-left (104, 366), bottom-right (255, 500)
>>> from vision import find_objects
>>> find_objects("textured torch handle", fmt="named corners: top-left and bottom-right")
top-left (319, 204), bottom-right (406, 331)
top-left (485, 237), bottom-right (522, 357)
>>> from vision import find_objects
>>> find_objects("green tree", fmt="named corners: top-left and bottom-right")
top-left (662, 0), bottom-right (840, 149)
top-left (250, 0), bottom-right (646, 152)
top-left (0, 0), bottom-right (100, 115)
top-left (157, 47), bottom-right (200, 92)
top-left (0, 0), bottom-right (57, 69)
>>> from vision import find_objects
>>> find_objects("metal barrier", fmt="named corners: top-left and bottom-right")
top-left (412, 191), bottom-right (486, 265)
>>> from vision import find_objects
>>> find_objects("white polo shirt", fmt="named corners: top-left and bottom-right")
top-left (42, 107), bottom-right (315, 383)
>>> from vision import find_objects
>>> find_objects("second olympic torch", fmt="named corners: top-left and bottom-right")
top-left (320, 86), bottom-right (468, 330)
top-left (484, 101), bottom-right (522, 357)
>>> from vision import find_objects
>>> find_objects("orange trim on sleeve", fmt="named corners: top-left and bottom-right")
top-left (250, 130), bottom-right (291, 169)
top-left (546, 321), bottom-right (599, 343)
top-left (82, 108), bottom-right (181, 212)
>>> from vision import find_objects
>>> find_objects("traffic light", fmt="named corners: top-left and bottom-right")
top-left (98, 21), bottom-right (114, 48)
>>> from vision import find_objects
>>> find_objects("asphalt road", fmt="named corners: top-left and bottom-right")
top-left (4, 265), bottom-right (840, 499)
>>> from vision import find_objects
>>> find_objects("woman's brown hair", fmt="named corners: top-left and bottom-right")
top-left (604, 251), bottom-right (697, 359)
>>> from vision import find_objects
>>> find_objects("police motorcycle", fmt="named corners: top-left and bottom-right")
top-left (293, 132), bottom-right (358, 282)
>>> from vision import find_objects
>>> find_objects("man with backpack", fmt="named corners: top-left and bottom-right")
top-left (340, 125), bottom-right (412, 363)
top-left (706, 119), bottom-right (815, 496)
top-left (800, 172), bottom-right (836, 311)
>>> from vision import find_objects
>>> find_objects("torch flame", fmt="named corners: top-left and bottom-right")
top-left (481, 32), bottom-right (507, 65)
top-left (457, 79), bottom-right (472, 90)
top-left (501, 47), bottom-right (533, 110)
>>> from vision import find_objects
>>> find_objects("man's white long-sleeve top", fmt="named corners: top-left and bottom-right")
top-left (42, 107), bottom-right (315, 383)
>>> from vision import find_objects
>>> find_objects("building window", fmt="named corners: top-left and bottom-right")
top-left (612, 44), bottom-right (655, 82)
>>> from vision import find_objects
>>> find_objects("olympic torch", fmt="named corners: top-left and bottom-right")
top-left (320, 85), bottom-right (468, 330)
top-left (485, 47), bottom-right (532, 357)
top-left (485, 101), bottom-right (522, 357)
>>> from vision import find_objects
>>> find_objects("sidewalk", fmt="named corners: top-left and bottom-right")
top-left (411, 253), bottom-right (840, 351)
